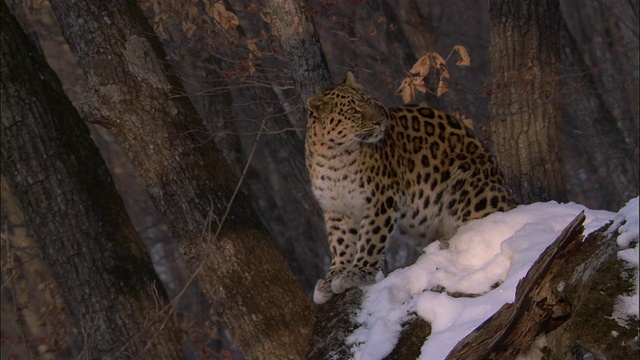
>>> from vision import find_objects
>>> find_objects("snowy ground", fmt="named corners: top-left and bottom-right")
top-left (348, 198), bottom-right (639, 360)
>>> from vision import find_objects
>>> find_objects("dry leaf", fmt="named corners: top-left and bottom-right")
top-left (414, 83), bottom-right (427, 93)
top-left (412, 76), bottom-right (426, 90)
top-left (453, 45), bottom-right (471, 66)
top-left (216, 3), bottom-right (239, 30)
top-left (396, 77), bottom-right (415, 104)
top-left (154, 15), bottom-right (168, 40)
top-left (179, 2), bottom-right (198, 38)
top-left (431, 52), bottom-right (449, 79)
top-left (206, 1), bottom-right (239, 31)
top-left (260, 8), bottom-right (273, 24)
top-left (186, 3), bottom-right (199, 20)
top-left (182, 18), bottom-right (196, 38)
top-left (408, 54), bottom-right (432, 78)
top-left (204, 1), bottom-right (216, 20)
top-left (153, 0), bottom-right (163, 15)
top-left (401, 45), bottom-right (469, 100)
top-left (436, 78), bottom-right (449, 97)
top-left (247, 53), bottom-right (257, 76)
top-left (456, 112), bottom-right (475, 130)
top-left (396, 77), bottom-right (410, 93)
top-left (245, 39), bottom-right (261, 56)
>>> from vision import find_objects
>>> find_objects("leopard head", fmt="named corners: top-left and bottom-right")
top-left (307, 72), bottom-right (389, 147)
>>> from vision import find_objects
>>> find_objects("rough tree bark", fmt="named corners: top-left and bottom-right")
top-left (1, 179), bottom-right (78, 359)
top-left (560, 0), bottom-right (639, 210)
top-left (0, 4), bottom-right (185, 358)
top-left (47, 1), bottom-right (313, 358)
top-left (156, 0), bottom-right (330, 293)
top-left (228, 0), bottom-right (330, 294)
top-left (486, 0), bottom-right (566, 204)
top-left (223, 82), bottom-right (329, 293)
top-left (263, 0), bottom-right (333, 104)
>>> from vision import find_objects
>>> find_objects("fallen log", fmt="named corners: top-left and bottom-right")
top-left (307, 211), bottom-right (638, 359)
top-left (447, 211), bottom-right (638, 359)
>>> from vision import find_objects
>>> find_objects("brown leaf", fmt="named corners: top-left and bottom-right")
top-left (408, 54), bottom-right (432, 78)
top-left (182, 19), bottom-right (196, 38)
top-left (396, 77), bottom-right (415, 104)
top-left (411, 76), bottom-right (425, 87)
top-left (431, 52), bottom-right (449, 79)
top-left (186, 3), bottom-right (199, 20)
top-left (453, 45), bottom-right (471, 66)
top-left (154, 15), bottom-right (168, 40)
top-left (396, 77), bottom-right (410, 93)
top-left (206, 1), bottom-right (239, 31)
top-left (246, 39), bottom-right (261, 56)
top-left (368, 24), bottom-right (378, 36)
top-left (436, 77), bottom-right (449, 97)
top-left (414, 83), bottom-right (428, 93)
top-left (455, 112), bottom-right (475, 130)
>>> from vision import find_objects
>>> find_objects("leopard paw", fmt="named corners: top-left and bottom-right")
top-left (313, 278), bottom-right (335, 304)
top-left (331, 269), bottom-right (377, 294)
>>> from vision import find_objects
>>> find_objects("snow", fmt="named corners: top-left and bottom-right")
top-left (348, 198), bottom-right (639, 360)
top-left (610, 197), bottom-right (640, 327)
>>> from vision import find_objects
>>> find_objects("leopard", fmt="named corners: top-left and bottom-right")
top-left (305, 72), bottom-right (516, 305)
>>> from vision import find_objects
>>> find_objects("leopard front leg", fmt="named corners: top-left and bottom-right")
top-left (314, 212), bottom-right (359, 304)
top-left (331, 198), bottom-right (396, 294)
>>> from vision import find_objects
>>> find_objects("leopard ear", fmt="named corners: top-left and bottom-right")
top-left (344, 71), bottom-right (356, 85)
top-left (307, 95), bottom-right (331, 117)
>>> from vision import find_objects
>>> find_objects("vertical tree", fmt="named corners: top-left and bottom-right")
top-left (486, 0), bottom-right (566, 203)
top-left (0, 3), bottom-right (185, 358)
top-left (263, 0), bottom-right (333, 102)
top-left (1, 178), bottom-right (79, 359)
top-left (47, 0), bottom-right (313, 358)
top-left (160, 0), bottom-right (330, 292)
top-left (560, 0), bottom-right (639, 210)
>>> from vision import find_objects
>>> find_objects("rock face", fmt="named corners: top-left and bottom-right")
top-left (308, 212), bottom-right (639, 359)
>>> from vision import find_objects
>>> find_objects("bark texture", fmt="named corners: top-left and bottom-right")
top-left (560, 0), bottom-right (639, 210)
top-left (263, 0), bottom-right (333, 104)
top-left (1, 179), bottom-right (78, 359)
top-left (157, 0), bottom-right (330, 293)
top-left (307, 288), bottom-right (363, 360)
top-left (47, 1), bottom-right (313, 358)
top-left (0, 3), bottom-right (185, 358)
top-left (486, 0), bottom-right (566, 204)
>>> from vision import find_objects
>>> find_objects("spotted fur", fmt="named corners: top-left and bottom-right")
top-left (306, 72), bottom-right (515, 304)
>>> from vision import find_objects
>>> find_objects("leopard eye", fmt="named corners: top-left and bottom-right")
top-left (346, 108), bottom-right (357, 114)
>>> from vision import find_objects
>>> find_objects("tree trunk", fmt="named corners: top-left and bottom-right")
top-left (263, 0), bottom-right (333, 104)
top-left (156, 0), bottom-right (330, 294)
top-left (1, 179), bottom-right (79, 359)
top-left (486, 0), bottom-right (566, 204)
top-left (224, 82), bottom-right (329, 293)
top-left (0, 4), bottom-right (185, 358)
top-left (47, 1), bottom-right (313, 358)
top-left (560, 0), bottom-right (639, 210)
